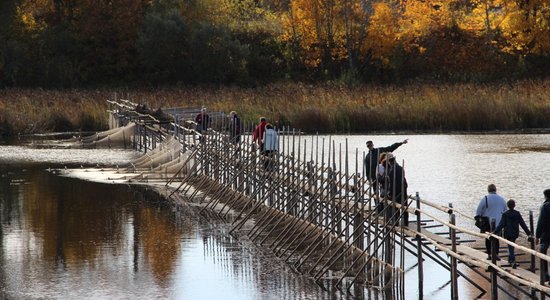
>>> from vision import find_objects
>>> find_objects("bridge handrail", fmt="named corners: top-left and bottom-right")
top-left (400, 196), bottom-right (550, 267)
top-left (488, 232), bottom-right (550, 262)
top-left (402, 199), bottom-right (488, 239)
top-left (418, 195), bottom-right (533, 241)
top-left (409, 226), bottom-right (550, 293)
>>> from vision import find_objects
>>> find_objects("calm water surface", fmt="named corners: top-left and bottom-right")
top-left (2, 134), bottom-right (550, 299)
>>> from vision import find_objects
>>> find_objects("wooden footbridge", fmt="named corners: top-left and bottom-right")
top-left (47, 97), bottom-right (550, 299)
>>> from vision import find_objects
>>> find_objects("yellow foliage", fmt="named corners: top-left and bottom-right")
top-left (400, 0), bottom-right (454, 46)
top-left (365, 2), bottom-right (400, 65)
top-left (16, 0), bottom-right (53, 32)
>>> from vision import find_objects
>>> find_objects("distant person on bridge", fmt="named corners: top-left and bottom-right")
top-left (228, 111), bottom-right (241, 144)
top-left (493, 199), bottom-right (532, 268)
top-left (195, 107), bottom-right (210, 142)
top-left (376, 153), bottom-right (389, 197)
top-left (262, 123), bottom-right (279, 170)
top-left (475, 184), bottom-right (507, 260)
top-left (536, 189), bottom-right (550, 281)
top-left (252, 117), bottom-right (267, 152)
top-left (364, 139), bottom-right (408, 190)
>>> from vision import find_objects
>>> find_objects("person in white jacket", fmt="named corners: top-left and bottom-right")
top-left (262, 124), bottom-right (278, 170)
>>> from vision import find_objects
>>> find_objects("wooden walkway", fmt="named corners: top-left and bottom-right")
top-left (54, 97), bottom-right (550, 299)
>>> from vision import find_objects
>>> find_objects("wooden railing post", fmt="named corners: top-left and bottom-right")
top-left (530, 210), bottom-right (536, 272)
top-left (490, 218), bottom-right (498, 300)
top-left (450, 213), bottom-right (458, 300)
top-left (416, 192), bottom-right (424, 299)
top-left (527, 210), bottom-right (538, 299)
top-left (143, 124), bottom-right (147, 153)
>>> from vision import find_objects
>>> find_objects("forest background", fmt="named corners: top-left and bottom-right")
top-left (1, 0), bottom-right (550, 135)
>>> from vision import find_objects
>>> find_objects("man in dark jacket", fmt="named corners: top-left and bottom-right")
top-left (195, 107), bottom-right (210, 143)
top-left (228, 111), bottom-right (241, 144)
top-left (195, 107), bottom-right (210, 132)
top-left (364, 139), bottom-right (408, 183)
top-left (536, 189), bottom-right (550, 280)
top-left (494, 199), bottom-right (532, 268)
top-left (384, 153), bottom-right (409, 226)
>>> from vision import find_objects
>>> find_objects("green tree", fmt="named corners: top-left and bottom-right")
top-left (137, 9), bottom-right (191, 83)
top-left (189, 22), bottom-right (250, 84)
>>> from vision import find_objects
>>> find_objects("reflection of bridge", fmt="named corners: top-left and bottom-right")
top-left (59, 97), bottom-right (550, 299)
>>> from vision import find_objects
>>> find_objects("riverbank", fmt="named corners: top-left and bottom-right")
top-left (1, 80), bottom-right (550, 136)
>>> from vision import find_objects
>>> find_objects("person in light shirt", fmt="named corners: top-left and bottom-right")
top-left (262, 123), bottom-right (278, 170)
top-left (475, 184), bottom-right (507, 260)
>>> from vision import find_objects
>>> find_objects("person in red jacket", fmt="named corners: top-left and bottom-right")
top-left (252, 117), bottom-right (267, 152)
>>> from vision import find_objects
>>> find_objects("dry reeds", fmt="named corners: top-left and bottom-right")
top-left (1, 80), bottom-right (550, 136)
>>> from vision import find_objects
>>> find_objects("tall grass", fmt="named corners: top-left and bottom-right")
top-left (1, 80), bottom-right (550, 136)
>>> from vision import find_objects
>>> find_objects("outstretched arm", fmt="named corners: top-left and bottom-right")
top-left (379, 139), bottom-right (408, 153)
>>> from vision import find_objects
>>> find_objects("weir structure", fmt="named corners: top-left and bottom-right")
top-left (51, 97), bottom-right (550, 299)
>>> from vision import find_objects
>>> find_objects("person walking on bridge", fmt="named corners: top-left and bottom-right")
top-left (195, 107), bottom-right (210, 143)
top-left (536, 189), bottom-right (550, 281)
top-left (493, 199), bottom-right (532, 268)
top-left (476, 184), bottom-right (507, 260)
top-left (195, 107), bottom-right (210, 132)
top-left (252, 117), bottom-right (267, 152)
top-left (364, 139), bottom-right (408, 190)
top-left (262, 124), bottom-right (279, 170)
top-left (228, 111), bottom-right (241, 144)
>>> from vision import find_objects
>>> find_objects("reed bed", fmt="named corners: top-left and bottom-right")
top-left (1, 80), bottom-right (550, 136)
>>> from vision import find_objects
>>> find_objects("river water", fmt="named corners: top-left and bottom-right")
top-left (2, 134), bottom-right (550, 299)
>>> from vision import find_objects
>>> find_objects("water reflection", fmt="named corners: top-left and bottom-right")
top-left (0, 165), bottom-right (338, 299)
top-left (3, 133), bottom-right (550, 299)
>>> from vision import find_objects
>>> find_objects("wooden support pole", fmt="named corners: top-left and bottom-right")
top-left (450, 212), bottom-right (458, 300)
top-left (490, 218), bottom-right (498, 300)
top-left (541, 250), bottom-right (547, 300)
top-left (416, 192), bottom-right (424, 299)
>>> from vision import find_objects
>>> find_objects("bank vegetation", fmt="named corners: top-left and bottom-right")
top-left (1, 81), bottom-right (550, 136)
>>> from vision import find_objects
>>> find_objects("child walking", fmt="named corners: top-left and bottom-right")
top-left (493, 199), bottom-right (532, 268)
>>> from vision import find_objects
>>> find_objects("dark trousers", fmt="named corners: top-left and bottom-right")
top-left (263, 150), bottom-right (276, 171)
top-left (507, 238), bottom-right (517, 262)
top-left (483, 228), bottom-right (500, 257)
top-left (540, 242), bottom-right (550, 279)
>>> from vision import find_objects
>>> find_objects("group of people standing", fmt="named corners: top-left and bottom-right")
top-left (194, 107), bottom-right (242, 144)
top-left (476, 185), bottom-right (550, 275)
top-left (252, 117), bottom-right (279, 170)
top-left (364, 139), bottom-right (410, 226)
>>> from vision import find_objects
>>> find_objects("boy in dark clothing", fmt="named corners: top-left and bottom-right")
top-left (494, 199), bottom-right (532, 268)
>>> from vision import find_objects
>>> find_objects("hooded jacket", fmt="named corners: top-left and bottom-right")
top-left (494, 209), bottom-right (531, 240)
